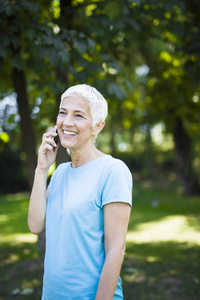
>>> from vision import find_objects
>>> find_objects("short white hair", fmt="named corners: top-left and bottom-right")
top-left (60, 84), bottom-right (108, 126)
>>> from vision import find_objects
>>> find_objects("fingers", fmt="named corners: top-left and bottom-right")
top-left (41, 129), bottom-right (58, 152)
top-left (43, 129), bottom-right (57, 140)
top-left (43, 134), bottom-right (57, 148)
top-left (37, 128), bottom-right (59, 170)
top-left (52, 125), bottom-right (57, 134)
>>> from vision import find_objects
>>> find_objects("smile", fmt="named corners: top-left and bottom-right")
top-left (63, 130), bottom-right (77, 136)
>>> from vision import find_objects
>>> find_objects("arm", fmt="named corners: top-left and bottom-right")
top-left (95, 202), bottom-right (131, 300)
top-left (28, 128), bottom-right (59, 234)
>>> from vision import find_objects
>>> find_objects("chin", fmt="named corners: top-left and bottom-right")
top-left (61, 142), bottom-right (76, 150)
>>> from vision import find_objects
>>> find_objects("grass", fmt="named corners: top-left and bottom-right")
top-left (0, 172), bottom-right (200, 300)
top-left (122, 173), bottom-right (200, 300)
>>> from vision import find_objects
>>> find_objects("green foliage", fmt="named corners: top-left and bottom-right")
top-left (0, 0), bottom-right (200, 193)
top-left (130, 0), bottom-right (200, 134)
top-left (0, 147), bottom-right (29, 193)
top-left (0, 131), bottom-right (9, 143)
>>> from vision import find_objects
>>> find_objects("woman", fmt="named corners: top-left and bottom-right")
top-left (28, 84), bottom-right (133, 300)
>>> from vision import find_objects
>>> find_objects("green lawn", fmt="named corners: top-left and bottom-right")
top-left (123, 175), bottom-right (200, 300)
top-left (0, 173), bottom-right (200, 300)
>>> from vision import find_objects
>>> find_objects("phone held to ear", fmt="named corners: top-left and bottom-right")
top-left (52, 126), bottom-right (59, 151)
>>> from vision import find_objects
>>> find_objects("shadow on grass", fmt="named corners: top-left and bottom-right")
top-left (0, 194), bottom-right (43, 299)
top-left (122, 241), bottom-right (200, 300)
top-left (0, 242), bottom-right (43, 300)
top-left (1, 241), bottom-right (199, 300)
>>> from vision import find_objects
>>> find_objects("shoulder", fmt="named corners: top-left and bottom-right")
top-left (49, 162), bottom-right (70, 182)
top-left (53, 162), bottom-right (70, 174)
top-left (56, 161), bottom-right (71, 170)
top-left (100, 155), bottom-right (133, 191)
top-left (47, 162), bottom-right (71, 190)
top-left (102, 155), bottom-right (132, 176)
top-left (101, 155), bottom-right (133, 207)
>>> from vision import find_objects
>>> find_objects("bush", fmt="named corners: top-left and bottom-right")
top-left (113, 150), bottom-right (175, 174)
top-left (0, 146), bottom-right (29, 194)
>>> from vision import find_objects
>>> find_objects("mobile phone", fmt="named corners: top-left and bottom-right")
top-left (52, 126), bottom-right (59, 151)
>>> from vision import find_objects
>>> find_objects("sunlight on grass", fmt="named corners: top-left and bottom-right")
top-left (0, 233), bottom-right (37, 245)
top-left (127, 215), bottom-right (200, 245)
top-left (146, 256), bottom-right (159, 262)
top-left (0, 214), bottom-right (9, 222)
top-left (4, 253), bottom-right (19, 265)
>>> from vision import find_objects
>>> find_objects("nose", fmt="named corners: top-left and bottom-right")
top-left (63, 114), bottom-right (74, 126)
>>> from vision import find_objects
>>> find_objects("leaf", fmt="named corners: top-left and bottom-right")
top-left (75, 40), bottom-right (88, 54)
top-left (0, 47), bottom-right (7, 59)
top-left (129, 19), bottom-right (141, 32)
top-left (87, 38), bottom-right (96, 51)
top-left (24, 1), bottom-right (39, 12)
top-left (0, 132), bottom-right (9, 143)
top-left (2, 36), bottom-right (10, 47)
top-left (105, 2), bottom-right (121, 20)
top-left (59, 48), bottom-right (70, 63)
top-left (108, 82), bottom-right (126, 100)
top-left (25, 29), bottom-right (35, 40)
top-left (37, 47), bottom-right (50, 60)
top-left (43, 36), bottom-right (55, 46)
top-left (11, 36), bottom-right (21, 50)
top-left (123, 78), bottom-right (132, 90)
top-left (49, 50), bottom-right (59, 66)
top-left (11, 57), bottom-right (26, 70)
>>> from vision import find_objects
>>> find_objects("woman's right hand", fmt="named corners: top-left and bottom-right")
top-left (37, 126), bottom-right (59, 171)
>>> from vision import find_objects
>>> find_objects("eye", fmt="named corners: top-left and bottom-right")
top-left (75, 114), bottom-right (84, 118)
top-left (59, 111), bottom-right (66, 115)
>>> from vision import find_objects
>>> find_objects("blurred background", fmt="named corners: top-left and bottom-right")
top-left (0, 0), bottom-right (199, 299)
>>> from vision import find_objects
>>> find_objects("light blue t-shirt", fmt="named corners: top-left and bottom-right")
top-left (42, 154), bottom-right (132, 300)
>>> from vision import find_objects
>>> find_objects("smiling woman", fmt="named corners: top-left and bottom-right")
top-left (57, 96), bottom-right (99, 154)
top-left (28, 84), bottom-right (133, 300)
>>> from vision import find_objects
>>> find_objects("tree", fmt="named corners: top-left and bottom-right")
top-left (103, 0), bottom-right (200, 195)
top-left (0, 0), bottom-right (127, 188)
top-left (141, 0), bottom-right (200, 195)
top-left (0, 1), bottom-right (42, 187)
top-left (1, 0), bottom-right (199, 196)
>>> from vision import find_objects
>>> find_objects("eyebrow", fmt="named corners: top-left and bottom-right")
top-left (59, 108), bottom-right (86, 115)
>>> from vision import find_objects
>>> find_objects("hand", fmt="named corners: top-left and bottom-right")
top-left (37, 126), bottom-right (59, 171)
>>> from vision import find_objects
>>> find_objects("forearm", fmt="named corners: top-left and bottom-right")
top-left (28, 166), bottom-right (48, 234)
top-left (95, 249), bottom-right (125, 300)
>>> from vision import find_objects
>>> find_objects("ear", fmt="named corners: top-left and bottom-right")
top-left (93, 121), bottom-right (105, 136)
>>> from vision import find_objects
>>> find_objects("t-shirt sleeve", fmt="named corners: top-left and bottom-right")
top-left (101, 160), bottom-right (133, 207)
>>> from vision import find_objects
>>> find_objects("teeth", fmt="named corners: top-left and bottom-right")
top-left (63, 130), bottom-right (77, 135)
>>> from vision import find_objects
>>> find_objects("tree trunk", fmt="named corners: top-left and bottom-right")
top-left (12, 68), bottom-right (37, 189)
top-left (143, 123), bottom-right (153, 176)
top-left (173, 116), bottom-right (200, 195)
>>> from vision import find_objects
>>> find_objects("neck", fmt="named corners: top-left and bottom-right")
top-left (70, 144), bottom-right (103, 168)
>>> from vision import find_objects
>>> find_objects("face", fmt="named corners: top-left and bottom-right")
top-left (57, 96), bottom-right (98, 151)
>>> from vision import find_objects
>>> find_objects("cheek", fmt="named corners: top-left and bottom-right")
top-left (56, 117), bottom-right (63, 133)
top-left (56, 116), bottom-right (62, 126)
